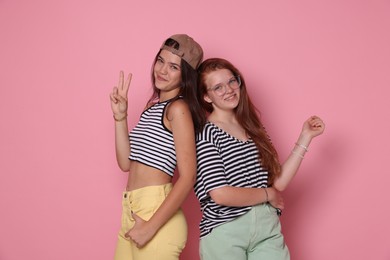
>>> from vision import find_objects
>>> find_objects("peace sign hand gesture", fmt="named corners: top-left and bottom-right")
top-left (110, 71), bottom-right (132, 120)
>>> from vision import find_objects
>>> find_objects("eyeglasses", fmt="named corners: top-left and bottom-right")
top-left (207, 76), bottom-right (241, 96)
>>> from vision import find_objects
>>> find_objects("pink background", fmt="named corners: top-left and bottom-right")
top-left (1, 0), bottom-right (389, 259)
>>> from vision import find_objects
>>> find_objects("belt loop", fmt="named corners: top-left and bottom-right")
top-left (164, 183), bottom-right (172, 197)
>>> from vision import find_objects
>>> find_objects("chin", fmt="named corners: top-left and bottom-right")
top-left (154, 82), bottom-right (166, 90)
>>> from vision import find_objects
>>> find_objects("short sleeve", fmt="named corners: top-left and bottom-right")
top-left (196, 139), bottom-right (228, 195)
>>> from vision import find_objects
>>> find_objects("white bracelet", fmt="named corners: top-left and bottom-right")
top-left (292, 150), bottom-right (305, 159)
top-left (295, 143), bottom-right (308, 152)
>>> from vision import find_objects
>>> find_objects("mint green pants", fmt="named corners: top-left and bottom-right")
top-left (200, 203), bottom-right (290, 260)
top-left (114, 184), bottom-right (187, 260)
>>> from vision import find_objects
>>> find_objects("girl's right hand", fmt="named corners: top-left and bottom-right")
top-left (266, 187), bottom-right (284, 210)
top-left (110, 71), bottom-right (131, 118)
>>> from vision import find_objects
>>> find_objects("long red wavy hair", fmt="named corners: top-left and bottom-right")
top-left (197, 58), bottom-right (281, 185)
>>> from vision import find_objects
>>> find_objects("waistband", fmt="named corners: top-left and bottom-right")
top-left (252, 203), bottom-right (282, 216)
top-left (123, 183), bottom-right (173, 200)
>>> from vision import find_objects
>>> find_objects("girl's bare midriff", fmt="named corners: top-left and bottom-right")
top-left (126, 161), bottom-right (172, 191)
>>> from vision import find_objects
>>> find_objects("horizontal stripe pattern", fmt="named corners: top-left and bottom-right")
top-left (195, 122), bottom-right (268, 237)
top-left (129, 100), bottom-right (176, 176)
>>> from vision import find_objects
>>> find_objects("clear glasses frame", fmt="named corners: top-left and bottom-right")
top-left (207, 75), bottom-right (241, 96)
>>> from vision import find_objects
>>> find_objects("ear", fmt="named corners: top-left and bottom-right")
top-left (204, 94), bottom-right (212, 104)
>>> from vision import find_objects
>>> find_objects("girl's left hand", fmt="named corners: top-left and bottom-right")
top-left (302, 116), bottom-right (325, 138)
top-left (125, 213), bottom-right (156, 248)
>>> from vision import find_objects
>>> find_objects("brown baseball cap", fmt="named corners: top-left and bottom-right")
top-left (160, 34), bottom-right (203, 70)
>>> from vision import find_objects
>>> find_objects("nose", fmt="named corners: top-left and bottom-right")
top-left (158, 63), bottom-right (168, 74)
top-left (225, 84), bottom-right (235, 93)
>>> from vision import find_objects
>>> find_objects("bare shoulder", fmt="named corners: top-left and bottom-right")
top-left (166, 99), bottom-right (191, 120)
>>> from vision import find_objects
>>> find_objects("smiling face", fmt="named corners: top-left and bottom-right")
top-left (153, 49), bottom-right (182, 99)
top-left (203, 68), bottom-right (241, 112)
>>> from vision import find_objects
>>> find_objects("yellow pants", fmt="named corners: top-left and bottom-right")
top-left (114, 183), bottom-right (187, 260)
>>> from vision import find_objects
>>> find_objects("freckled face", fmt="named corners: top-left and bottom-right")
top-left (203, 69), bottom-right (240, 111)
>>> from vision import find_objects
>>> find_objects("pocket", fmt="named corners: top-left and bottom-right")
top-left (266, 203), bottom-right (279, 215)
top-left (131, 195), bottom-right (164, 221)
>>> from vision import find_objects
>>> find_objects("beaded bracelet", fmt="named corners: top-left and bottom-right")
top-left (295, 142), bottom-right (308, 152)
top-left (292, 150), bottom-right (305, 159)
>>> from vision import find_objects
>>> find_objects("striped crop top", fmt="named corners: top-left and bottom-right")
top-left (128, 97), bottom-right (178, 177)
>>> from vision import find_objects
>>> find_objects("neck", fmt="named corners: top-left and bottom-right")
top-left (159, 91), bottom-right (179, 102)
top-left (209, 110), bottom-right (237, 125)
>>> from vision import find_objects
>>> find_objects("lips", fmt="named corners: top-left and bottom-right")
top-left (224, 94), bottom-right (237, 101)
top-left (156, 74), bottom-right (168, 82)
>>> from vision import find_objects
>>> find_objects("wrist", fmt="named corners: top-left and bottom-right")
top-left (113, 113), bottom-right (127, 122)
top-left (146, 218), bottom-right (161, 235)
top-left (263, 188), bottom-right (269, 203)
top-left (297, 132), bottom-right (313, 145)
top-left (292, 139), bottom-right (310, 159)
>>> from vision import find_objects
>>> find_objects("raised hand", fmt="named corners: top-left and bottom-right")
top-left (110, 71), bottom-right (132, 119)
top-left (301, 115), bottom-right (325, 139)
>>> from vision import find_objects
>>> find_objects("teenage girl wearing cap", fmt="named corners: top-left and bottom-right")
top-left (109, 34), bottom-right (204, 260)
top-left (194, 58), bottom-right (325, 260)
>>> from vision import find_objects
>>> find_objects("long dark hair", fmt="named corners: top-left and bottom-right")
top-left (197, 58), bottom-right (281, 185)
top-left (147, 38), bottom-right (205, 133)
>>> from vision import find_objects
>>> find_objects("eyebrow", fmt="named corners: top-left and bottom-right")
top-left (214, 76), bottom-right (235, 85)
top-left (158, 55), bottom-right (181, 68)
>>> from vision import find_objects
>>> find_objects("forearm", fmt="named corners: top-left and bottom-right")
top-left (210, 186), bottom-right (268, 207)
top-left (114, 120), bottom-right (131, 171)
top-left (273, 133), bottom-right (312, 191)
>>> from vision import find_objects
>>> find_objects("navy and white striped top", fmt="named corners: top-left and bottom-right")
top-left (129, 98), bottom-right (178, 177)
top-left (195, 122), bottom-right (269, 238)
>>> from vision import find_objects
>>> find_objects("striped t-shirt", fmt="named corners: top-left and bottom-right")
top-left (129, 98), bottom-right (178, 177)
top-left (195, 122), bottom-right (268, 238)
